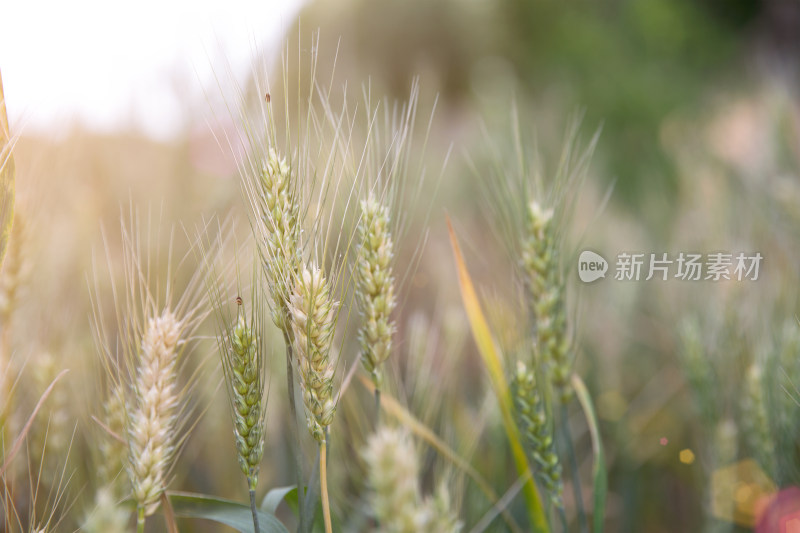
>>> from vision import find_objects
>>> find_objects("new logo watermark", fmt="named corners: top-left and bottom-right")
top-left (578, 250), bottom-right (608, 283)
top-left (578, 251), bottom-right (763, 283)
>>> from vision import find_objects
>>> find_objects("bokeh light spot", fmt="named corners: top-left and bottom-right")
top-left (679, 448), bottom-right (695, 464)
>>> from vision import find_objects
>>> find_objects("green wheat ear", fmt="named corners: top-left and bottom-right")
top-left (741, 362), bottom-right (776, 477)
top-left (512, 360), bottom-right (564, 510)
top-left (226, 303), bottom-right (267, 487)
top-left (522, 201), bottom-right (572, 403)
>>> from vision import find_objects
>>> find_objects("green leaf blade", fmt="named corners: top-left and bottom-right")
top-left (261, 485), bottom-right (298, 516)
top-left (572, 375), bottom-right (607, 533)
top-left (167, 491), bottom-right (290, 533)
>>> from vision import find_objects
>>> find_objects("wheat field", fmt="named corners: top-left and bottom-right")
top-left (2, 5), bottom-right (800, 532)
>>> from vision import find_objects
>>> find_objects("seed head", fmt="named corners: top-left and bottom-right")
top-left (127, 310), bottom-right (182, 516)
top-left (30, 352), bottom-right (70, 473)
top-left (224, 307), bottom-right (266, 488)
top-left (82, 486), bottom-right (128, 533)
top-left (512, 361), bottom-right (563, 509)
top-left (521, 200), bottom-right (572, 402)
top-left (363, 427), bottom-right (424, 532)
top-left (355, 195), bottom-right (396, 388)
top-left (289, 265), bottom-right (337, 443)
top-left (259, 149), bottom-right (302, 331)
top-left (98, 383), bottom-right (127, 491)
top-left (364, 427), bottom-right (462, 533)
top-left (741, 363), bottom-right (776, 477)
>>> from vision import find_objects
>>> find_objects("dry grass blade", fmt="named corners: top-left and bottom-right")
top-left (0, 369), bottom-right (69, 477)
top-left (0, 70), bottom-right (15, 272)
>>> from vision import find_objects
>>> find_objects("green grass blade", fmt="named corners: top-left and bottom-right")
top-left (0, 70), bottom-right (16, 273)
top-left (447, 218), bottom-right (549, 533)
top-left (261, 486), bottom-right (298, 516)
top-left (572, 375), bottom-right (607, 533)
top-left (166, 491), bottom-right (290, 533)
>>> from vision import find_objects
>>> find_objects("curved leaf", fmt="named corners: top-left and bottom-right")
top-left (166, 491), bottom-right (289, 533)
top-left (261, 485), bottom-right (298, 515)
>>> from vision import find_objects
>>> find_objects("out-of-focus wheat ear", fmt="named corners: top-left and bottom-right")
top-left (0, 69), bottom-right (15, 276)
top-left (363, 427), bottom-right (425, 533)
top-left (521, 201), bottom-right (572, 403)
top-left (0, 210), bottom-right (25, 336)
top-left (30, 352), bottom-right (70, 479)
top-left (363, 426), bottom-right (461, 533)
top-left (97, 382), bottom-right (127, 492)
top-left (419, 485), bottom-right (462, 533)
top-left (741, 362), bottom-right (776, 477)
top-left (511, 361), bottom-right (564, 513)
top-left (355, 195), bottom-right (396, 399)
top-left (82, 381), bottom-right (129, 533)
top-left (678, 318), bottom-right (717, 425)
top-left (0, 211), bottom-right (25, 438)
top-left (0, 70), bottom-right (15, 454)
top-left (127, 310), bottom-right (182, 524)
top-left (81, 486), bottom-right (129, 533)
top-left (712, 418), bottom-right (738, 467)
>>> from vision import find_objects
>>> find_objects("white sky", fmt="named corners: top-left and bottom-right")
top-left (0, 0), bottom-right (305, 139)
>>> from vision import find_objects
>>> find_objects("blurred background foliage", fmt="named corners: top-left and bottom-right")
top-left (4, 0), bottom-right (800, 531)
top-left (289, 0), bottom-right (798, 226)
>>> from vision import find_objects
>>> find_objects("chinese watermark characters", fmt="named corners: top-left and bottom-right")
top-left (578, 251), bottom-right (763, 283)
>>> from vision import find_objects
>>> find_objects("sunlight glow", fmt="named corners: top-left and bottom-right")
top-left (0, 0), bottom-right (304, 139)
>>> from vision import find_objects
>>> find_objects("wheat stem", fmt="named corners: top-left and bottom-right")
top-left (375, 388), bottom-right (381, 427)
top-left (282, 329), bottom-right (306, 527)
top-left (136, 505), bottom-right (145, 533)
top-left (249, 488), bottom-right (260, 533)
top-left (557, 505), bottom-right (567, 532)
top-left (320, 436), bottom-right (332, 533)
